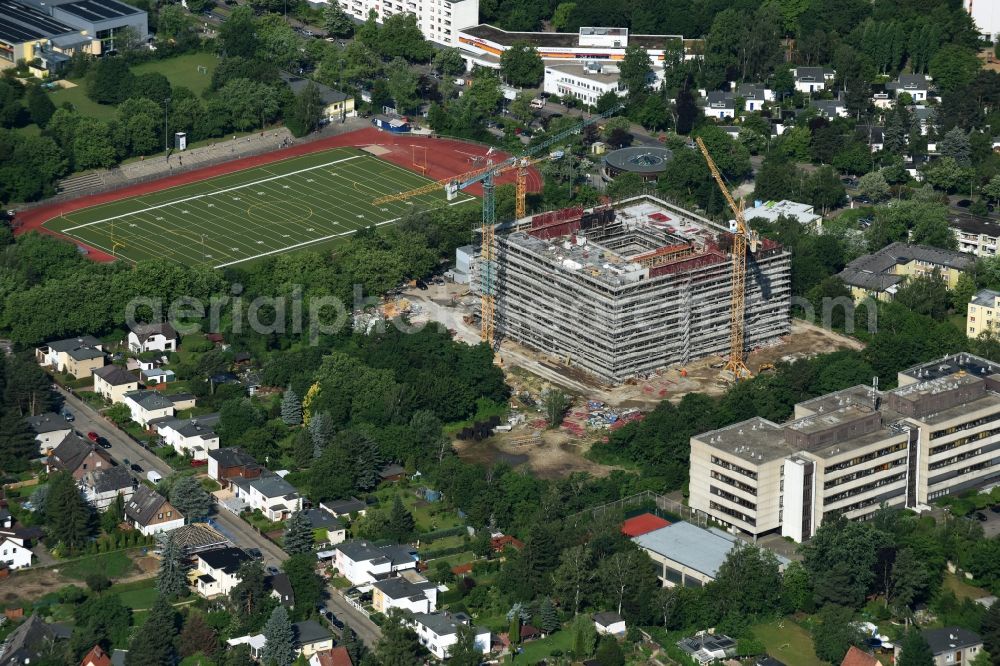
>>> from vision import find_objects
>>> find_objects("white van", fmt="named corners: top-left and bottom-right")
top-left (147, 470), bottom-right (162, 484)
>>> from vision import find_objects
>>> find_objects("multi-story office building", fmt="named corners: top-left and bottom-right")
top-left (690, 353), bottom-right (1000, 541)
top-left (334, 0), bottom-right (478, 47)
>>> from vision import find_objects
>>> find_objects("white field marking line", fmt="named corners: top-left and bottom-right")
top-left (63, 155), bottom-right (364, 232)
top-left (213, 197), bottom-right (472, 268)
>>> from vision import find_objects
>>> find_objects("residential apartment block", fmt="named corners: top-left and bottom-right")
top-left (951, 212), bottom-right (1000, 258)
top-left (689, 353), bottom-right (1000, 542)
top-left (967, 289), bottom-right (1000, 339)
top-left (838, 242), bottom-right (975, 302)
top-left (334, 0), bottom-right (478, 47)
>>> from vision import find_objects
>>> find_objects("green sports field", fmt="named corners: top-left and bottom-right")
top-left (43, 147), bottom-right (475, 268)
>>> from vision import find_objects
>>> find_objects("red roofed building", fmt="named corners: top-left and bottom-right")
top-left (81, 645), bottom-right (112, 666)
top-left (840, 646), bottom-right (880, 666)
top-left (621, 513), bottom-right (670, 538)
top-left (491, 535), bottom-right (525, 553)
top-left (308, 646), bottom-right (353, 666)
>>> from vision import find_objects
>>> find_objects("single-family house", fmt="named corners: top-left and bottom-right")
top-left (309, 647), bottom-right (353, 666)
top-left (678, 633), bottom-right (738, 664)
top-left (79, 466), bottom-right (135, 511)
top-left (124, 486), bottom-right (184, 535)
top-left (838, 242), bottom-right (975, 302)
top-left (81, 645), bottom-right (112, 666)
top-left (93, 365), bottom-right (139, 404)
top-left (857, 124), bottom-right (885, 152)
top-left (408, 612), bottom-right (491, 661)
top-left (792, 66), bottom-right (835, 93)
top-left (0, 615), bottom-right (67, 666)
top-left (280, 73), bottom-right (355, 121)
top-left (593, 612), bottom-right (626, 637)
top-left (332, 541), bottom-right (418, 585)
top-left (372, 571), bottom-right (438, 614)
top-left (379, 464), bottom-right (406, 484)
top-left (231, 474), bottom-right (302, 521)
top-left (320, 497), bottom-right (367, 519)
top-left (914, 106), bottom-right (936, 136)
top-left (0, 536), bottom-right (32, 570)
top-left (195, 547), bottom-right (250, 597)
top-left (901, 628), bottom-right (984, 666)
top-left (703, 90), bottom-right (735, 118)
top-left (633, 521), bottom-right (789, 588)
top-left (207, 447), bottom-right (262, 487)
top-left (128, 322), bottom-right (178, 354)
top-left (46, 435), bottom-right (113, 480)
top-left (886, 74), bottom-right (931, 102)
top-left (304, 508), bottom-right (346, 545)
top-left (268, 572), bottom-right (295, 608)
top-left (841, 646), bottom-right (879, 666)
top-left (155, 413), bottom-right (220, 460)
top-left (122, 390), bottom-right (175, 428)
top-left (734, 83), bottom-right (774, 112)
top-left (25, 412), bottom-right (71, 456)
top-left (35, 336), bottom-right (105, 379)
top-left (293, 621), bottom-right (334, 658)
top-left (810, 97), bottom-right (848, 119)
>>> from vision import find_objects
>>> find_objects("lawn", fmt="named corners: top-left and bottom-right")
top-left (48, 81), bottom-right (109, 119)
top-left (44, 147), bottom-right (475, 267)
top-left (942, 572), bottom-right (991, 601)
top-left (132, 53), bottom-right (219, 96)
top-left (513, 630), bottom-right (575, 663)
top-left (110, 579), bottom-right (159, 610)
top-left (60, 550), bottom-right (134, 580)
top-left (752, 618), bottom-right (824, 666)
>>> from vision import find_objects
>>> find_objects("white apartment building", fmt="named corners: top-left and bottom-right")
top-left (690, 353), bottom-right (1000, 542)
top-left (334, 0), bottom-right (479, 47)
top-left (952, 213), bottom-right (1000, 258)
top-left (543, 63), bottom-right (625, 106)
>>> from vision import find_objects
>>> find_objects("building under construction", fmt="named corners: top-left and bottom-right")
top-left (482, 195), bottom-right (792, 384)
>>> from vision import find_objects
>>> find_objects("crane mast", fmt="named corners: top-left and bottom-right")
top-left (695, 136), bottom-right (757, 380)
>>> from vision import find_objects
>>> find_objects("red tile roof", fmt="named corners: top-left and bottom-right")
top-left (841, 646), bottom-right (880, 666)
top-left (491, 535), bottom-right (525, 552)
top-left (621, 513), bottom-right (670, 537)
top-left (312, 647), bottom-right (353, 666)
top-left (81, 645), bottom-right (111, 666)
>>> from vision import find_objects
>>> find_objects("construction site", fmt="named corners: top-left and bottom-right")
top-left (482, 194), bottom-right (793, 384)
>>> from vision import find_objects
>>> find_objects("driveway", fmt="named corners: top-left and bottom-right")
top-left (325, 592), bottom-right (382, 647)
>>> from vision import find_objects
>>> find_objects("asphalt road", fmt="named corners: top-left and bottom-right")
top-left (56, 386), bottom-right (171, 478)
top-left (55, 385), bottom-right (383, 645)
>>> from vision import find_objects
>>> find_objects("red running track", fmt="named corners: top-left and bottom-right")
top-left (14, 127), bottom-right (544, 263)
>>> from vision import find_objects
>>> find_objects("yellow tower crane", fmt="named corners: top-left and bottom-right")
top-left (695, 136), bottom-right (758, 380)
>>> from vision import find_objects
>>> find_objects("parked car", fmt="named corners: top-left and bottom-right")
top-left (86, 431), bottom-right (99, 442)
top-left (974, 511), bottom-right (988, 521)
top-left (957, 199), bottom-right (973, 208)
top-left (246, 548), bottom-right (263, 560)
top-left (61, 410), bottom-right (74, 422)
top-left (97, 437), bottom-right (112, 449)
top-left (266, 564), bottom-right (280, 575)
top-left (991, 504), bottom-right (1000, 514)
top-left (130, 463), bottom-right (143, 473)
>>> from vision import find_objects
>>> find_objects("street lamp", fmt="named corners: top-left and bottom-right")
top-left (164, 97), bottom-right (172, 154)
